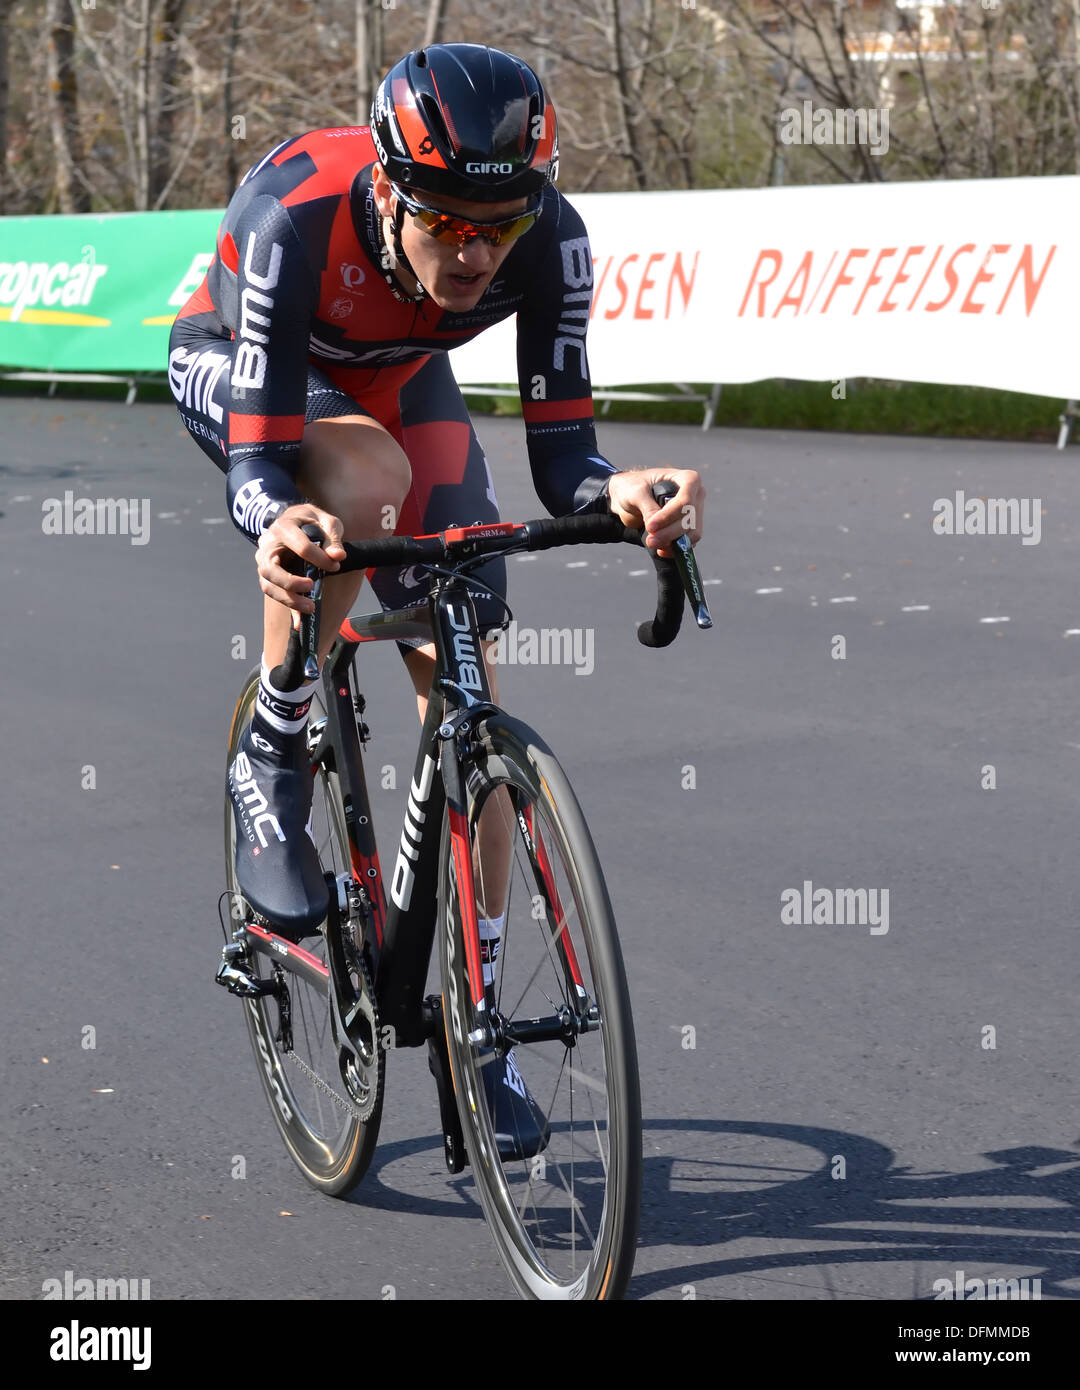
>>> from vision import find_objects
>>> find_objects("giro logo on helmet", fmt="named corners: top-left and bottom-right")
top-left (371, 45), bottom-right (556, 205)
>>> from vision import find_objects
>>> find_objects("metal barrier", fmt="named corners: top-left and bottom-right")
top-left (1058, 400), bottom-right (1077, 450)
top-left (1, 370), bottom-right (723, 429)
top-left (459, 382), bottom-right (721, 430)
top-left (0, 370), bottom-right (152, 406)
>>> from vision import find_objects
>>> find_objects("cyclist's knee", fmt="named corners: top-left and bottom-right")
top-left (403, 639), bottom-right (500, 720)
top-left (298, 418), bottom-right (412, 538)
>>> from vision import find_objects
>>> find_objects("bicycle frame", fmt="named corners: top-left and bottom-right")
top-left (220, 497), bottom-right (706, 1291)
top-left (309, 571), bottom-right (496, 1049)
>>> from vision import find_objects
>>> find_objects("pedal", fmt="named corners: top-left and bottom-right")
top-left (215, 942), bottom-right (277, 997)
top-left (425, 996), bottom-right (468, 1174)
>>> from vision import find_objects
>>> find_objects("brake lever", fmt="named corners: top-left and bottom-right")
top-left (649, 481), bottom-right (712, 630)
top-left (298, 522), bottom-right (325, 681)
top-left (670, 533), bottom-right (712, 630)
top-left (300, 570), bottom-right (322, 681)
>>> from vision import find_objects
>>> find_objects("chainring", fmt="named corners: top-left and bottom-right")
top-left (336, 939), bottom-right (382, 1122)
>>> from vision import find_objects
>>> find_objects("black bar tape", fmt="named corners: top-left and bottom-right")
top-left (637, 555), bottom-right (684, 649)
top-left (337, 534), bottom-right (447, 573)
top-left (523, 514), bottom-right (632, 549)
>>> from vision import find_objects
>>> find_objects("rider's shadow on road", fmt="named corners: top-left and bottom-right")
top-left (629, 1121), bottom-right (1080, 1300)
top-left (352, 1117), bottom-right (1079, 1299)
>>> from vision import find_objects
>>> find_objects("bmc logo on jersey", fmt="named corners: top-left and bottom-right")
top-left (465, 162), bottom-right (513, 174)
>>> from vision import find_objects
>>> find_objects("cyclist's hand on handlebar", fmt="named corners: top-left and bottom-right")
top-left (255, 502), bottom-right (345, 615)
top-left (606, 468), bottom-right (704, 559)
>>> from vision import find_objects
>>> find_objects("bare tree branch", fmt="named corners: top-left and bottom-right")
top-left (423, 0), bottom-right (448, 50)
top-left (606, 0), bottom-right (647, 189)
top-left (150, 0), bottom-right (188, 206)
top-left (0, 0), bottom-right (13, 198)
top-left (153, 32), bottom-right (202, 210)
top-left (47, 0), bottom-right (90, 212)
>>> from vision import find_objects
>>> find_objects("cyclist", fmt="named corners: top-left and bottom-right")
top-left (169, 42), bottom-right (704, 1155)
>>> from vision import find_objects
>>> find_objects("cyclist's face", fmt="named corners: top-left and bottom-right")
top-left (372, 163), bottom-right (528, 310)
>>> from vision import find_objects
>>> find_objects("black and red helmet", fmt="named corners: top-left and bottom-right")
top-left (370, 43), bottom-right (559, 205)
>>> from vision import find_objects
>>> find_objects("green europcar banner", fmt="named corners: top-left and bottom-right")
top-left (0, 210), bottom-right (221, 372)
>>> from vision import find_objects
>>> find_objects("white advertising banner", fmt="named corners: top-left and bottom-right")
top-left (450, 176), bottom-right (1079, 399)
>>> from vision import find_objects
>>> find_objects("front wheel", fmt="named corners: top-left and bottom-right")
top-left (437, 713), bottom-right (642, 1299)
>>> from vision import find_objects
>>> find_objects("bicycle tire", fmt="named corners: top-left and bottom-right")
top-left (437, 711), bottom-right (642, 1299)
top-left (224, 670), bottom-right (383, 1196)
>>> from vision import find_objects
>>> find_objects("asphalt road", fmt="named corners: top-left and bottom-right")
top-left (2, 396), bottom-right (1078, 1301)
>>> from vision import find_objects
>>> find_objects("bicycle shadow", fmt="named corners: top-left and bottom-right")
top-left (629, 1120), bottom-right (1080, 1300)
top-left (348, 1118), bottom-right (1080, 1299)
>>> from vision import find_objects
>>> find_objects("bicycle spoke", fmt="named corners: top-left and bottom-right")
top-left (503, 869), bottom-right (579, 1024)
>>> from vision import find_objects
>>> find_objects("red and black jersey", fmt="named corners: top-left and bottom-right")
top-left (173, 126), bottom-right (615, 520)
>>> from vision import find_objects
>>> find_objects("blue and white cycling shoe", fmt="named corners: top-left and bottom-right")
top-left (228, 719), bottom-right (328, 941)
top-left (479, 1047), bottom-right (551, 1161)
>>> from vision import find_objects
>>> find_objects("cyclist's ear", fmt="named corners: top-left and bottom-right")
top-left (371, 163), bottom-right (394, 217)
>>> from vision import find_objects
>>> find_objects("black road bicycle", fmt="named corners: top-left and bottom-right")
top-left (216, 484), bottom-right (711, 1300)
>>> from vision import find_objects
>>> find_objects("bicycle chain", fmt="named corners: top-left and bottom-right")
top-left (283, 1048), bottom-right (360, 1117)
top-left (282, 939), bottom-right (381, 1122)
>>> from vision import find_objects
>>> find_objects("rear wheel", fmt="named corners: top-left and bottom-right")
top-left (437, 712), bottom-right (642, 1299)
top-left (223, 672), bottom-right (383, 1196)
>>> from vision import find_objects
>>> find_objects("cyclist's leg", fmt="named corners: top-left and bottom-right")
top-left (169, 318), bottom-right (408, 936)
top-left (168, 313), bottom-right (410, 669)
top-left (381, 358), bottom-right (546, 1149)
top-left (372, 352), bottom-right (513, 922)
top-left (270, 398), bottom-right (411, 668)
top-left (367, 350), bottom-right (507, 704)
